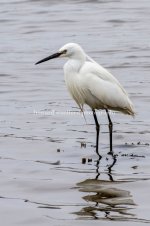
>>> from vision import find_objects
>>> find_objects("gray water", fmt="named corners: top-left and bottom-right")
top-left (0, 0), bottom-right (150, 225)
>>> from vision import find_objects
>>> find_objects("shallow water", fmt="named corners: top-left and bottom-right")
top-left (0, 0), bottom-right (150, 225)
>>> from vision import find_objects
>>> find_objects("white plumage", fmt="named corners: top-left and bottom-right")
top-left (36, 42), bottom-right (135, 156)
top-left (61, 43), bottom-right (134, 115)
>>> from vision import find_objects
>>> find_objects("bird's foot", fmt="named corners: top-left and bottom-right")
top-left (107, 151), bottom-right (114, 156)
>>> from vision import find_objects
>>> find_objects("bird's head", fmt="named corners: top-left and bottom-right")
top-left (35, 43), bottom-right (85, 65)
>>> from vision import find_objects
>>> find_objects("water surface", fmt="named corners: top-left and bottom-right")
top-left (0, 0), bottom-right (150, 225)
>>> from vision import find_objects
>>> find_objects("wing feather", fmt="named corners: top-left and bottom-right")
top-left (79, 61), bottom-right (134, 115)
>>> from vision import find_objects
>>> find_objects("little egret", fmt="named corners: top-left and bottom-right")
top-left (35, 43), bottom-right (135, 156)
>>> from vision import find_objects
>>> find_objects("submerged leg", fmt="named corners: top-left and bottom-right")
top-left (92, 109), bottom-right (100, 157)
top-left (106, 109), bottom-right (113, 155)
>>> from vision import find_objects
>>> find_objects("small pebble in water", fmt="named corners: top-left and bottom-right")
top-left (132, 165), bottom-right (138, 169)
top-left (82, 158), bottom-right (86, 164)
top-left (81, 142), bottom-right (86, 148)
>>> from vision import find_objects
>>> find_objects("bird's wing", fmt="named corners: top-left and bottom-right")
top-left (83, 59), bottom-right (127, 95)
top-left (79, 61), bottom-right (134, 114)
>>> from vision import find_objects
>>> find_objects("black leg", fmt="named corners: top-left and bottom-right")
top-left (106, 109), bottom-right (113, 155)
top-left (108, 154), bottom-right (117, 181)
top-left (92, 109), bottom-right (101, 157)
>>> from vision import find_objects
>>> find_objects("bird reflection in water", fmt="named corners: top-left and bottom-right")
top-left (75, 155), bottom-right (136, 221)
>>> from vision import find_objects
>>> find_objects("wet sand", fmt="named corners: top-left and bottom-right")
top-left (0, 0), bottom-right (150, 225)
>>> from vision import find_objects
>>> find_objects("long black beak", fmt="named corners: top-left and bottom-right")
top-left (35, 52), bottom-right (62, 65)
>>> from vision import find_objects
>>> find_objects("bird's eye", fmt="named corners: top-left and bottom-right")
top-left (62, 49), bottom-right (67, 54)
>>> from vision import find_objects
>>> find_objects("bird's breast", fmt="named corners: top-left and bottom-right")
top-left (64, 63), bottom-right (86, 108)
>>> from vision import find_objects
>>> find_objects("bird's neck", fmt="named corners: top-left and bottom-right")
top-left (65, 57), bottom-right (85, 73)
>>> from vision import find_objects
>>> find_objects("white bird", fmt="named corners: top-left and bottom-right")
top-left (35, 43), bottom-right (135, 157)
